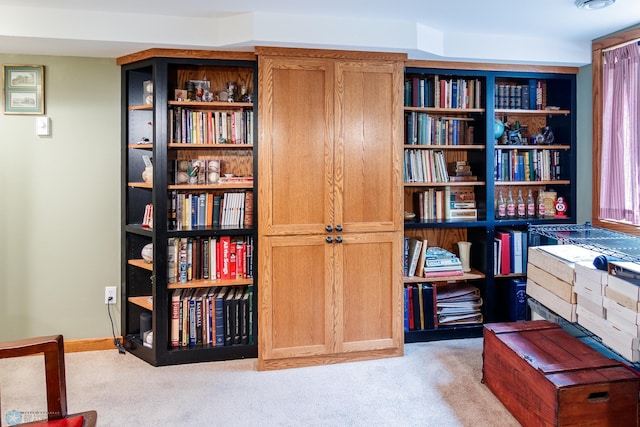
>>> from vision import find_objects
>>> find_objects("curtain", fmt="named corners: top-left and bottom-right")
top-left (600, 43), bottom-right (640, 224)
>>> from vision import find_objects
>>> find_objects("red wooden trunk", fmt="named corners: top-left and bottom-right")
top-left (483, 320), bottom-right (640, 427)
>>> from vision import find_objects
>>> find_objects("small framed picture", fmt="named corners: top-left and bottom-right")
top-left (2, 64), bottom-right (45, 114)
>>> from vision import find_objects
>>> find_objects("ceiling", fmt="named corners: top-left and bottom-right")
top-left (0, 0), bottom-right (638, 65)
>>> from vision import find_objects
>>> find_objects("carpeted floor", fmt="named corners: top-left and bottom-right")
top-left (0, 338), bottom-right (520, 426)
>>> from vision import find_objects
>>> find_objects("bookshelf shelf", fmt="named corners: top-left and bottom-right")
top-left (128, 259), bottom-right (153, 271)
top-left (121, 51), bottom-right (258, 367)
top-left (404, 268), bottom-right (485, 283)
top-left (129, 296), bottom-right (153, 311)
top-left (403, 62), bottom-right (577, 342)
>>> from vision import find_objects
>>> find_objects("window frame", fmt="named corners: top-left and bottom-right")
top-left (591, 26), bottom-right (640, 235)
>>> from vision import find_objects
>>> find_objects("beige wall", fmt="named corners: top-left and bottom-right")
top-left (0, 55), bottom-right (121, 341)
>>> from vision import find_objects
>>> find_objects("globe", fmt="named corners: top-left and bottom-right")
top-left (494, 119), bottom-right (505, 139)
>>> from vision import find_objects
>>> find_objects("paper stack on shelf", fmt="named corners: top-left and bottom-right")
top-left (436, 282), bottom-right (483, 325)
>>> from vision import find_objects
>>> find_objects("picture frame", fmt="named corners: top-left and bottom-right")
top-left (2, 64), bottom-right (45, 114)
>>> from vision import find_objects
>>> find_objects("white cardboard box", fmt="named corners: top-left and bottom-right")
top-left (599, 319), bottom-right (640, 362)
top-left (527, 246), bottom-right (576, 285)
top-left (575, 261), bottom-right (609, 286)
top-left (526, 278), bottom-right (577, 322)
top-left (607, 274), bottom-right (640, 301)
top-left (577, 294), bottom-right (604, 318)
top-left (526, 263), bottom-right (576, 303)
top-left (603, 296), bottom-right (640, 325)
top-left (576, 305), bottom-right (608, 337)
top-left (605, 286), bottom-right (640, 312)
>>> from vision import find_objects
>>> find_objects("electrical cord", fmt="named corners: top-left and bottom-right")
top-left (107, 296), bottom-right (126, 355)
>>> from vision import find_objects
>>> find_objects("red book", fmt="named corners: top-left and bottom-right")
top-left (495, 231), bottom-right (511, 275)
top-left (220, 236), bottom-right (231, 280)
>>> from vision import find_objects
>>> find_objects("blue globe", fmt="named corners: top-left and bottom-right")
top-left (494, 119), bottom-right (505, 139)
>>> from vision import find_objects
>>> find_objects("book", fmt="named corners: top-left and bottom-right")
top-left (421, 283), bottom-right (437, 329)
top-left (214, 287), bottom-right (227, 346)
top-left (247, 284), bottom-right (255, 345)
top-left (508, 278), bottom-right (527, 321)
top-left (407, 238), bottom-right (423, 277)
top-left (495, 231), bottom-right (511, 275)
top-left (415, 239), bottom-right (428, 277)
top-left (171, 289), bottom-right (182, 347)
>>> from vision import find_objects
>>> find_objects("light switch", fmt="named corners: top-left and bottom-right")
top-left (36, 116), bottom-right (50, 136)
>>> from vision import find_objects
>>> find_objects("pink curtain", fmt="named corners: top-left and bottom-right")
top-left (600, 43), bottom-right (640, 224)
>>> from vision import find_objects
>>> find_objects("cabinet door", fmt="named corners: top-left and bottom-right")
top-left (334, 60), bottom-right (404, 234)
top-left (258, 234), bottom-right (335, 367)
top-left (335, 232), bottom-right (404, 354)
top-left (258, 56), bottom-right (334, 236)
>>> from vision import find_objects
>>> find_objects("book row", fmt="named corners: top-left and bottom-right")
top-left (494, 229), bottom-right (528, 276)
top-left (169, 107), bottom-right (254, 145)
top-left (494, 80), bottom-right (543, 110)
top-left (167, 235), bottom-right (254, 284)
top-left (169, 190), bottom-right (253, 230)
top-left (405, 113), bottom-right (475, 146)
top-left (404, 76), bottom-right (483, 109)
top-left (404, 282), bottom-right (483, 331)
top-left (170, 285), bottom-right (254, 348)
top-left (412, 186), bottom-right (478, 222)
top-left (404, 149), bottom-right (449, 183)
top-left (494, 148), bottom-right (562, 182)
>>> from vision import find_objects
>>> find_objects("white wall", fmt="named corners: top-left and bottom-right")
top-left (0, 54), bottom-right (121, 341)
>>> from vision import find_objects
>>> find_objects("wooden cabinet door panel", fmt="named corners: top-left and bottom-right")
top-left (258, 235), bottom-right (335, 360)
top-left (258, 57), bottom-right (334, 236)
top-left (335, 232), bottom-right (403, 353)
top-left (334, 60), bottom-right (403, 234)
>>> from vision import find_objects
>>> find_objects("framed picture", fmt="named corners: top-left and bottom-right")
top-left (2, 64), bottom-right (45, 114)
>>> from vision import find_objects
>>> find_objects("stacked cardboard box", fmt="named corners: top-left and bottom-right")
top-left (600, 261), bottom-right (640, 362)
top-left (526, 245), bottom-right (603, 323)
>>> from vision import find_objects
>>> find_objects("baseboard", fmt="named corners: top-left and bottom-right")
top-left (64, 337), bottom-right (123, 353)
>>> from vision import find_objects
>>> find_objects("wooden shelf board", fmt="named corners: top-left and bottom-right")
top-left (168, 143), bottom-right (253, 149)
top-left (128, 104), bottom-right (153, 110)
top-left (128, 259), bottom-right (153, 271)
top-left (404, 269), bottom-right (485, 283)
top-left (404, 144), bottom-right (486, 150)
top-left (129, 296), bottom-right (153, 311)
top-left (128, 144), bottom-right (153, 149)
top-left (495, 180), bottom-right (570, 186)
top-left (494, 145), bottom-right (570, 150)
top-left (128, 182), bottom-right (152, 189)
top-left (167, 278), bottom-right (253, 289)
top-left (405, 181), bottom-right (485, 187)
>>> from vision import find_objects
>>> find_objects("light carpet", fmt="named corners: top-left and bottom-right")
top-left (0, 338), bottom-right (520, 426)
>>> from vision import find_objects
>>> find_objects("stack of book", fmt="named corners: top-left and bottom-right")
top-left (448, 160), bottom-right (477, 182)
top-left (423, 247), bottom-right (464, 278)
top-left (437, 282), bottom-right (483, 326)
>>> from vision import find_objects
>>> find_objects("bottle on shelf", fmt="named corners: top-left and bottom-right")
top-left (496, 190), bottom-right (506, 219)
top-left (527, 189), bottom-right (536, 218)
top-left (537, 190), bottom-right (546, 218)
top-left (506, 190), bottom-right (516, 219)
top-left (517, 189), bottom-right (526, 219)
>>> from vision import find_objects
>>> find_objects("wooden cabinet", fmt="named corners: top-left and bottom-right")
top-left (257, 47), bottom-right (406, 370)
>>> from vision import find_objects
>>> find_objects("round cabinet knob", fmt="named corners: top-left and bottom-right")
top-left (326, 236), bottom-right (333, 243)
top-left (336, 236), bottom-right (343, 243)
top-left (336, 225), bottom-right (343, 232)
top-left (326, 225), bottom-right (333, 232)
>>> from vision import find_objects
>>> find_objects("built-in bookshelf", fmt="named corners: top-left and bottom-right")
top-left (119, 50), bottom-right (258, 366)
top-left (402, 62), bottom-right (577, 343)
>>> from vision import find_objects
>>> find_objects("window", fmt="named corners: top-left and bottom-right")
top-left (592, 27), bottom-right (640, 235)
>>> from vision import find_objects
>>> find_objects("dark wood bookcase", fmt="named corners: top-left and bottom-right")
top-left (402, 61), bottom-right (577, 343)
top-left (119, 50), bottom-right (258, 366)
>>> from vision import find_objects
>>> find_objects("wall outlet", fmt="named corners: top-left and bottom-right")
top-left (105, 286), bottom-right (117, 304)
